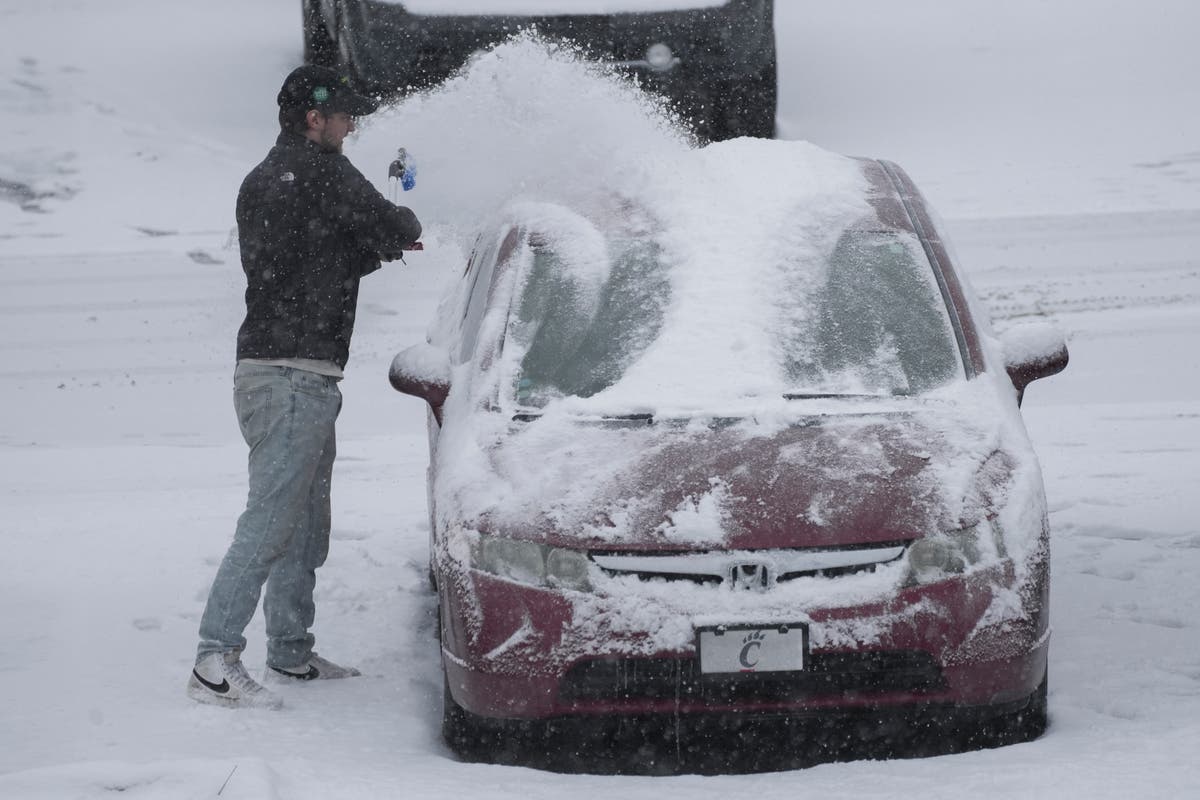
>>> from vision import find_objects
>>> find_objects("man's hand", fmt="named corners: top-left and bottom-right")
top-left (381, 242), bottom-right (423, 262)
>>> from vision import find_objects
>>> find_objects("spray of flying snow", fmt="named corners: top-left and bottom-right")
top-left (350, 32), bottom-right (695, 246)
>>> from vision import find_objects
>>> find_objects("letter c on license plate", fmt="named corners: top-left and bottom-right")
top-left (697, 623), bottom-right (809, 674)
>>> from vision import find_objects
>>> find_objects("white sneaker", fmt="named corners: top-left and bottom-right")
top-left (265, 652), bottom-right (362, 682)
top-left (187, 651), bottom-right (283, 710)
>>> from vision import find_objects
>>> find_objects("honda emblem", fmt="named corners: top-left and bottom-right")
top-left (730, 562), bottom-right (771, 591)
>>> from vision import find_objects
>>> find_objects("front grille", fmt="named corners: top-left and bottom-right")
top-left (560, 651), bottom-right (945, 703)
top-left (592, 544), bottom-right (908, 588)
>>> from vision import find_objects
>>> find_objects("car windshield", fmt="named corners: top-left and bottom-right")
top-left (510, 229), bottom-right (670, 408)
top-left (777, 227), bottom-right (962, 397)
top-left (504, 211), bottom-right (963, 411)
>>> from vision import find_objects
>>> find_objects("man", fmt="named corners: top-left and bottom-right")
top-left (187, 65), bottom-right (422, 709)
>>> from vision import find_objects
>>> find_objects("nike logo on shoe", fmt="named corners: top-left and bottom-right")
top-left (192, 670), bottom-right (231, 694)
top-left (271, 664), bottom-right (320, 681)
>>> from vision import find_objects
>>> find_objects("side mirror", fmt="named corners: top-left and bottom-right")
top-left (389, 343), bottom-right (452, 424)
top-left (998, 321), bottom-right (1069, 405)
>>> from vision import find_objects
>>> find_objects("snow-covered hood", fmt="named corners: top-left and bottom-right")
top-left (468, 402), bottom-right (1010, 552)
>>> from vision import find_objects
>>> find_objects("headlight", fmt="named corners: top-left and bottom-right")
top-left (472, 536), bottom-right (593, 592)
top-left (905, 518), bottom-right (1004, 586)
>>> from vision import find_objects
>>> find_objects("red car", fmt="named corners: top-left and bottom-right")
top-left (390, 142), bottom-right (1067, 769)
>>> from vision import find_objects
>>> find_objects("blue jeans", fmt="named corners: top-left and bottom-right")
top-left (197, 364), bottom-right (342, 669)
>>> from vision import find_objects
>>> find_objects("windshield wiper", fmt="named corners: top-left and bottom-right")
top-left (602, 413), bottom-right (654, 423)
top-left (510, 411), bottom-right (654, 424)
top-left (782, 392), bottom-right (907, 400)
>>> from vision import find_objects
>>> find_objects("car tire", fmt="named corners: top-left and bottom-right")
top-left (302, 0), bottom-right (336, 67)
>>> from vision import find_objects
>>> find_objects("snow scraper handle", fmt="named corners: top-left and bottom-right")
top-left (382, 241), bottom-right (423, 263)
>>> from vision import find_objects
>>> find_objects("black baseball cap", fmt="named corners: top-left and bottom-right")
top-left (277, 65), bottom-right (378, 116)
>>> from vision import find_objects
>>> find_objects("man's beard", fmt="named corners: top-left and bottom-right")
top-left (319, 131), bottom-right (343, 154)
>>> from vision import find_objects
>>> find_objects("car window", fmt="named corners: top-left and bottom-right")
top-left (508, 232), bottom-right (669, 407)
top-left (779, 227), bottom-right (963, 396)
top-left (460, 228), bottom-right (520, 363)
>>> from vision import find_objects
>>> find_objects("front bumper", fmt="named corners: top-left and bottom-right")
top-left (440, 557), bottom-right (1049, 720)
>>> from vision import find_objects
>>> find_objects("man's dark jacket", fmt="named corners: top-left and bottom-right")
top-left (235, 132), bottom-right (421, 369)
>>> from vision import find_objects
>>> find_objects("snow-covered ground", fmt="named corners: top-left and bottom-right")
top-left (2, 1), bottom-right (1199, 797)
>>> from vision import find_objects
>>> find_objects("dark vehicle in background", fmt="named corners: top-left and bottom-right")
top-left (389, 139), bottom-right (1069, 771)
top-left (302, 0), bottom-right (777, 141)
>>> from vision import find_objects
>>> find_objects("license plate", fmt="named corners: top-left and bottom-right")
top-left (697, 623), bottom-right (809, 674)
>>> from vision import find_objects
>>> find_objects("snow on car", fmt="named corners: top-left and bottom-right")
top-left (388, 136), bottom-right (1069, 764)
